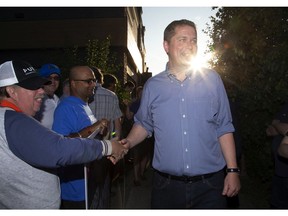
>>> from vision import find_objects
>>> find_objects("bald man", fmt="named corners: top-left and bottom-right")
top-left (52, 66), bottom-right (127, 209)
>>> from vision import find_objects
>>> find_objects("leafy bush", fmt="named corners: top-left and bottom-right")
top-left (207, 7), bottom-right (288, 180)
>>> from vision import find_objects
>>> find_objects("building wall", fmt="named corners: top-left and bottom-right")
top-left (1, 18), bottom-right (127, 49)
top-left (0, 7), bottom-right (149, 84)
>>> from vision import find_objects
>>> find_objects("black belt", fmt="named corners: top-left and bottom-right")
top-left (155, 169), bottom-right (217, 183)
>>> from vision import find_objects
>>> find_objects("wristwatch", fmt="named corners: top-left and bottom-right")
top-left (226, 168), bottom-right (240, 174)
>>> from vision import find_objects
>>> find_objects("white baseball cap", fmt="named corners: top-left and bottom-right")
top-left (0, 60), bottom-right (51, 90)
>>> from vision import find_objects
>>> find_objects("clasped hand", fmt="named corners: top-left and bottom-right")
top-left (108, 140), bottom-right (129, 164)
top-left (94, 119), bottom-right (109, 136)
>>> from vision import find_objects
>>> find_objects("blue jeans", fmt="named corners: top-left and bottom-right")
top-left (151, 169), bottom-right (226, 209)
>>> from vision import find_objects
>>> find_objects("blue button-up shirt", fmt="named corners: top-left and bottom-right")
top-left (134, 67), bottom-right (235, 176)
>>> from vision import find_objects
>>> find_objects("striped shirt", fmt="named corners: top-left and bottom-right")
top-left (89, 84), bottom-right (122, 138)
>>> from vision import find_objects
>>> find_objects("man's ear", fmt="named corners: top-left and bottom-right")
top-left (163, 41), bottom-right (169, 55)
top-left (5, 86), bottom-right (17, 99)
top-left (70, 80), bottom-right (76, 89)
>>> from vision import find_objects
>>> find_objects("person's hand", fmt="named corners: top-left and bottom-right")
top-left (266, 125), bottom-right (278, 136)
top-left (122, 99), bottom-right (131, 106)
top-left (93, 118), bottom-right (109, 136)
top-left (108, 140), bottom-right (129, 164)
top-left (222, 173), bottom-right (241, 197)
top-left (119, 138), bottom-right (131, 149)
top-left (278, 136), bottom-right (288, 158)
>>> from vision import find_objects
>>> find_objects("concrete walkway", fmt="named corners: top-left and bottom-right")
top-left (110, 160), bottom-right (270, 209)
top-left (110, 160), bottom-right (153, 209)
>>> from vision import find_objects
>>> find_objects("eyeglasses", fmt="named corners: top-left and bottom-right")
top-left (73, 79), bottom-right (97, 85)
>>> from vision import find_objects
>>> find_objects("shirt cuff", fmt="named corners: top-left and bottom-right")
top-left (101, 140), bottom-right (112, 156)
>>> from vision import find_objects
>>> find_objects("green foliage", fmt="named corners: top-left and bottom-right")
top-left (60, 36), bottom-right (122, 80)
top-left (86, 36), bottom-right (121, 75)
top-left (207, 7), bottom-right (288, 180)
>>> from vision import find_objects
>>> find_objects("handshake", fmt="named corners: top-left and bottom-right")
top-left (108, 139), bottom-right (130, 164)
top-left (91, 118), bottom-right (130, 164)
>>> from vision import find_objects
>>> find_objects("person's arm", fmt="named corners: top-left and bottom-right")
top-left (68, 118), bottom-right (108, 138)
top-left (120, 123), bottom-right (148, 149)
top-left (266, 119), bottom-right (280, 136)
top-left (219, 133), bottom-right (238, 169)
top-left (113, 117), bottom-right (122, 141)
top-left (272, 119), bottom-right (288, 136)
top-left (6, 112), bottom-right (127, 168)
top-left (219, 133), bottom-right (241, 197)
top-left (278, 136), bottom-right (288, 158)
top-left (124, 102), bottom-right (134, 120)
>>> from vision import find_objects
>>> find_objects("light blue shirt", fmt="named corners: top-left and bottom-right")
top-left (134, 67), bottom-right (235, 176)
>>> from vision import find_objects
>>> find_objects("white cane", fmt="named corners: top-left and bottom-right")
top-left (84, 164), bottom-right (88, 209)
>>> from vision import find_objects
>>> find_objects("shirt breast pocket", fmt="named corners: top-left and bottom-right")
top-left (192, 97), bottom-right (217, 121)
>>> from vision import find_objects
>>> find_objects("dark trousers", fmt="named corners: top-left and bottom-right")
top-left (88, 158), bottom-right (111, 209)
top-left (151, 169), bottom-right (226, 209)
top-left (61, 200), bottom-right (85, 209)
top-left (270, 175), bottom-right (288, 208)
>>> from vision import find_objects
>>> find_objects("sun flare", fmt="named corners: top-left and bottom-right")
top-left (188, 51), bottom-right (213, 72)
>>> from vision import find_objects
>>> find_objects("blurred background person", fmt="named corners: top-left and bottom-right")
top-left (89, 67), bottom-right (122, 141)
top-left (60, 78), bottom-right (70, 101)
top-left (34, 63), bottom-right (61, 129)
top-left (266, 102), bottom-right (288, 208)
top-left (89, 67), bottom-right (123, 208)
top-left (102, 73), bottom-right (118, 93)
top-left (125, 86), bottom-right (153, 186)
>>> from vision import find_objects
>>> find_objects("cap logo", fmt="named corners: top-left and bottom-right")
top-left (23, 67), bottom-right (35, 75)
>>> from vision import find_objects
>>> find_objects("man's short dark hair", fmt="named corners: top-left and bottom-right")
top-left (124, 81), bottom-right (135, 89)
top-left (164, 19), bottom-right (197, 42)
top-left (103, 73), bottom-right (118, 89)
top-left (91, 66), bottom-right (103, 84)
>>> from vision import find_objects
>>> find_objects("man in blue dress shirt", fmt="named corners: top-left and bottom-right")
top-left (121, 19), bottom-right (240, 208)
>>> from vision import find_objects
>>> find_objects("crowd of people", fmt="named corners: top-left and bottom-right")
top-left (0, 60), bottom-right (152, 209)
top-left (2, 18), bottom-right (288, 210)
top-left (0, 60), bottom-right (127, 209)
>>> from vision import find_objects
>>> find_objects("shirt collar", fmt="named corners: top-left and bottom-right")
top-left (0, 100), bottom-right (22, 112)
top-left (165, 64), bottom-right (193, 81)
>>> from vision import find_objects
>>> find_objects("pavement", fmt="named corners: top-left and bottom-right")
top-left (110, 159), bottom-right (153, 209)
top-left (109, 159), bottom-right (270, 209)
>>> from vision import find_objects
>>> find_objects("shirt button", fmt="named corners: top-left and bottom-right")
top-left (184, 131), bottom-right (187, 135)
top-left (183, 114), bottom-right (186, 118)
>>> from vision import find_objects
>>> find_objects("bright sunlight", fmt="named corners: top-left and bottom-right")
top-left (188, 50), bottom-right (214, 72)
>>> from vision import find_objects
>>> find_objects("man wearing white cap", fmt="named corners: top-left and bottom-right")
top-left (0, 60), bottom-right (128, 209)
